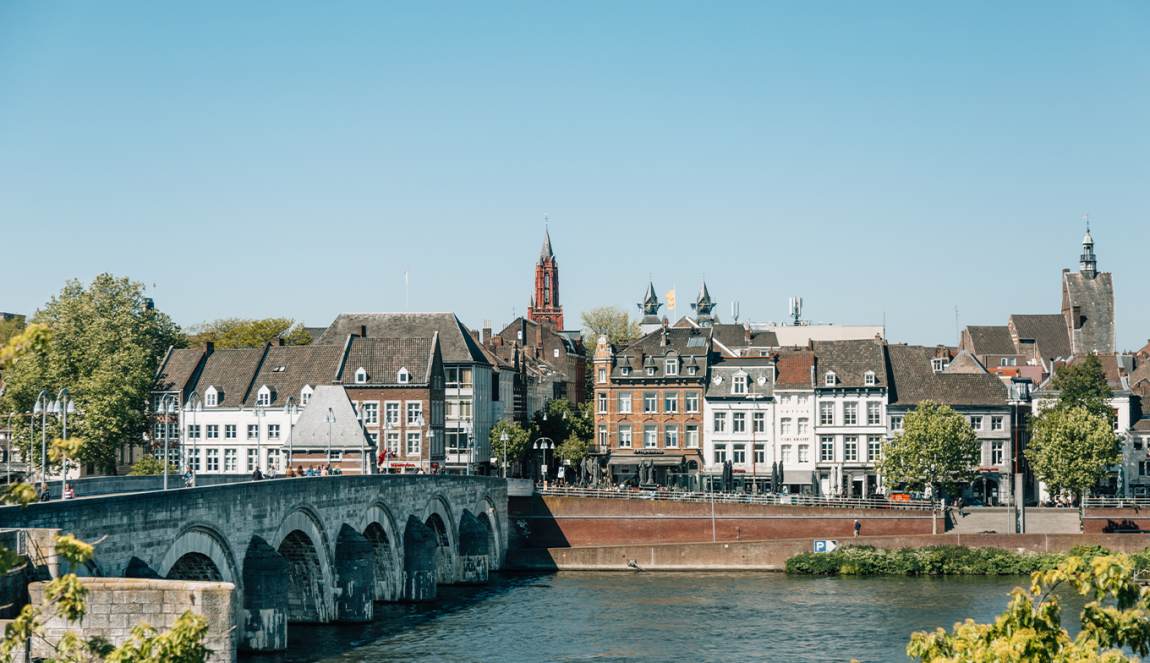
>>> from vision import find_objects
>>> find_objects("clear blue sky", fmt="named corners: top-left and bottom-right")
top-left (2, 2), bottom-right (1147, 349)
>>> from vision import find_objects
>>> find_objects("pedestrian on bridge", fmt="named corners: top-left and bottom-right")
top-left (38, 483), bottom-right (50, 502)
top-left (251, 467), bottom-right (263, 481)
top-left (63, 484), bottom-right (75, 500)
top-left (853, 519), bottom-right (861, 537)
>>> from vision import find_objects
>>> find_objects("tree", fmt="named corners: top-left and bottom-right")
top-left (187, 317), bottom-right (311, 349)
top-left (0, 274), bottom-right (185, 475)
top-left (556, 433), bottom-right (588, 464)
top-left (1050, 353), bottom-right (1115, 423)
top-left (128, 455), bottom-right (179, 476)
top-left (906, 554), bottom-right (1150, 662)
top-left (876, 400), bottom-right (980, 499)
top-left (579, 306), bottom-right (641, 348)
top-left (488, 420), bottom-right (534, 476)
top-left (0, 314), bottom-right (26, 348)
top-left (1026, 406), bottom-right (1120, 497)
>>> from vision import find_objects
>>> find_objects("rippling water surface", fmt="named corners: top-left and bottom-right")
top-left (251, 572), bottom-right (1091, 663)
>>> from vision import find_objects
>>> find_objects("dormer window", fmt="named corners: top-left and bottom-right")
top-left (733, 375), bottom-right (747, 394)
top-left (864, 371), bottom-right (876, 386)
top-left (355, 367), bottom-right (368, 384)
top-left (300, 386), bottom-right (313, 405)
top-left (257, 385), bottom-right (272, 406)
top-left (825, 371), bottom-right (836, 386)
top-left (621, 367), bottom-right (630, 376)
top-left (647, 367), bottom-right (656, 376)
top-left (666, 359), bottom-right (678, 376)
top-left (689, 366), bottom-right (697, 376)
top-left (397, 367), bottom-right (411, 384)
top-left (931, 359), bottom-right (947, 373)
top-left (205, 387), bottom-right (219, 407)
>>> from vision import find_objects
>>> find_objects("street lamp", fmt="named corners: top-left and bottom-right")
top-left (534, 437), bottom-right (555, 483)
top-left (47, 389), bottom-right (76, 494)
top-left (251, 403), bottom-right (267, 476)
top-left (324, 408), bottom-right (335, 465)
top-left (464, 420), bottom-right (474, 476)
top-left (355, 404), bottom-right (368, 475)
top-left (500, 430), bottom-right (509, 478)
top-left (5, 412), bottom-right (17, 485)
top-left (32, 391), bottom-right (49, 484)
top-left (284, 397), bottom-right (298, 473)
top-left (382, 420), bottom-right (394, 473)
top-left (157, 394), bottom-right (179, 490)
top-left (185, 392), bottom-right (203, 474)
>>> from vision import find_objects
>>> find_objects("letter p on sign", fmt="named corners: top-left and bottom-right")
top-left (814, 540), bottom-right (838, 553)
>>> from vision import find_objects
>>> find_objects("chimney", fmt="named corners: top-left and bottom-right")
top-left (536, 321), bottom-right (543, 348)
top-left (359, 325), bottom-right (368, 337)
top-left (470, 329), bottom-right (480, 343)
top-left (744, 323), bottom-right (751, 343)
top-left (269, 338), bottom-right (284, 347)
top-left (874, 333), bottom-right (883, 345)
top-left (202, 341), bottom-right (214, 354)
top-left (483, 321), bottom-right (492, 345)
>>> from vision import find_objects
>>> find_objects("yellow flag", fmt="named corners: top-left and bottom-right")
top-left (666, 289), bottom-right (675, 309)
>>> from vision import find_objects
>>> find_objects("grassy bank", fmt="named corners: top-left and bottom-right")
top-left (784, 544), bottom-right (1149, 576)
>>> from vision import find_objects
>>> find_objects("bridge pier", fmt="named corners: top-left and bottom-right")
top-left (402, 516), bottom-right (437, 602)
top-left (334, 525), bottom-right (375, 622)
top-left (241, 536), bottom-right (289, 651)
top-left (457, 510), bottom-right (490, 585)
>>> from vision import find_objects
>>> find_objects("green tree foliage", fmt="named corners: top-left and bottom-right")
top-left (531, 399), bottom-right (593, 450)
top-left (1050, 353), bottom-right (1115, 423)
top-left (0, 275), bottom-right (185, 475)
top-left (876, 400), bottom-right (980, 498)
top-left (128, 455), bottom-right (179, 476)
top-left (905, 554), bottom-right (1150, 662)
top-left (489, 420), bottom-right (534, 473)
top-left (187, 317), bottom-right (310, 349)
top-left (579, 306), bottom-right (641, 348)
top-left (556, 434), bottom-right (588, 464)
top-left (1026, 406), bottom-right (1121, 496)
top-left (0, 314), bottom-right (26, 349)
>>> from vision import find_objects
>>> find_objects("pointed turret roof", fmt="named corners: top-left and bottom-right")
top-left (1082, 228), bottom-right (1093, 246)
top-left (539, 227), bottom-right (554, 263)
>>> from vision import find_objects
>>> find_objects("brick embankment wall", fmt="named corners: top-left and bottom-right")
top-left (509, 495), bottom-right (937, 548)
top-left (506, 533), bottom-right (1150, 572)
top-left (13, 579), bottom-right (239, 663)
top-left (1083, 508), bottom-right (1150, 534)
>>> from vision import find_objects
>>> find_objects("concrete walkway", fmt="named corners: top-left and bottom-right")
top-left (946, 507), bottom-right (1080, 534)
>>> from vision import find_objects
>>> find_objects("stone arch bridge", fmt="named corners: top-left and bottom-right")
top-left (1, 475), bottom-right (507, 652)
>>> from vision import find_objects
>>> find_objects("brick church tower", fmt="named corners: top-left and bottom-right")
top-left (527, 228), bottom-right (564, 330)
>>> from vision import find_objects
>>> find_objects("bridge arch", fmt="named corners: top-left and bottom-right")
top-left (359, 501), bottom-right (403, 602)
top-left (157, 522), bottom-right (240, 585)
top-left (471, 493), bottom-right (503, 570)
top-left (270, 505), bottom-right (335, 623)
top-left (421, 493), bottom-right (457, 585)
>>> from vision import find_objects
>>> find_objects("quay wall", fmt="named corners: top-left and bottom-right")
top-left (1082, 508), bottom-right (1150, 534)
top-left (506, 533), bottom-right (1150, 572)
top-left (510, 495), bottom-right (936, 548)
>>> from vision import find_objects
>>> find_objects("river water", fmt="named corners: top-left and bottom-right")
top-left (255, 572), bottom-right (1093, 663)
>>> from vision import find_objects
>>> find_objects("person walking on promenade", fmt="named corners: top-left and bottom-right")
top-left (183, 467), bottom-right (194, 488)
top-left (39, 483), bottom-right (50, 502)
top-left (267, 465), bottom-right (277, 479)
top-left (957, 497), bottom-right (964, 518)
top-left (62, 484), bottom-right (75, 500)
top-left (251, 467), bottom-right (263, 481)
top-left (853, 519), bottom-right (861, 537)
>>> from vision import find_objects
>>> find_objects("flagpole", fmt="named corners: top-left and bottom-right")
top-left (405, 265), bottom-right (409, 312)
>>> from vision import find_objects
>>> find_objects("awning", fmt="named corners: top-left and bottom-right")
top-left (607, 455), bottom-right (696, 467)
top-left (783, 470), bottom-right (814, 485)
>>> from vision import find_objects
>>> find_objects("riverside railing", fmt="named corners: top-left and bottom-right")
top-left (1083, 497), bottom-right (1150, 509)
top-left (534, 485), bottom-right (936, 511)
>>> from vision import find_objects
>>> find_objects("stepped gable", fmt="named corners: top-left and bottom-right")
top-left (313, 312), bottom-right (489, 366)
top-left (240, 344), bottom-right (345, 406)
top-left (886, 345), bottom-right (1008, 407)
top-left (812, 339), bottom-right (886, 387)
top-left (965, 326), bottom-right (1016, 356)
top-left (336, 336), bottom-right (438, 385)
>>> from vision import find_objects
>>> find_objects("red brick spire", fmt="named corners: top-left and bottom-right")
top-left (527, 228), bottom-right (563, 330)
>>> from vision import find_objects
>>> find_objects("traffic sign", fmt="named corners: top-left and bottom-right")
top-left (814, 540), bottom-right (838, 553)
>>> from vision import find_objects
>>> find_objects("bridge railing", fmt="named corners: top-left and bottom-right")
top-left (534, 485), bottom-right (936, 511)
top-left (1083, 497), bottom-right (1150, 509)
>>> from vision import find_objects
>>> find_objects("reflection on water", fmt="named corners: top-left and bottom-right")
top-left (247, 572), bottom-right (1091, 663)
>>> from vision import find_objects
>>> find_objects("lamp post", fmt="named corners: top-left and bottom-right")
top-left (5, 412), bottom-right (16, 485)
top-left (500, 430), bottom-right (509, 478)
top-left (464, 420), bottom-right (474, 476)
top-left (48, 389), bottom-right (75, 494)
top-left (534, 437), bottom-right (555, 483)
top-left (185, 392), bottom-right (202, 474)
top-left (251, 403), bottom-right (266, 476)
top-left (324, 408), bottom-right (335, 465)
top-left (157, 394), bottom-right (179, 490)
top-left (382, 420), bottom-right (394, 473)
top-left (33, 391), bottom-right (49, 484)
top-left (355, 404), bottom-right (368, 475)
top-left (284, 397), bottom-right (298, 473)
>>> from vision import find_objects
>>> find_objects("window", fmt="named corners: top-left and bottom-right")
top-left (825, 372), bottom-right (836, 386)
top-left (733, 375), bottom-right (746, 394)
top-left (407, 432), bottom-right (421, 455)
top-left (713, 412), bottom-right (726, 432)
top-left (779, 394), bottom-right (792, 405)
top-left (931, 358), bottom-right (947, 372)
top-left (753, 412), bottom-right (765, 433)
top-left (618, 425), bottom-right (632, 449)
top-left (268, 424), bottom-right (280, 440)
top-left (397, 368), bottom-right (410, 383)
top-left (714, 444), bottom-right (727, 464)
top-left (598, 368), bottom-right (607, 384)
top-left (597, 425), bottom-right (608, 447)
top-left (732, 412), bottom-right (745, 433)
top-left (798, 395), bottom-right (809, 405)
top-left (188, 449), bottom-right (200, 471)
top-left (844, 436), bottom-right (858, 461)
top-left (798, 418), bottom-right (809, 435)
top-left (644, 392), bottom-right (658, 413)
top-left (267, 449), bottom-right (281, 472)
top-left (362, 403), bottom-right (379, 424)
top-left (820, 402), bottom-right (834, 426)
top-left (206, 424), bottom-right (219, 439)
top-left (369, 432), bottom-right (379, 445)
top-left (664, 425), bottom-right (679, 448)
top-left (407, 402), bottom-right (423, 425)
top-left (867, 436), bottom-right (881, 462)
top-left (153, 423), bottom-right (165, 439)
top-left (992, 441), bottom-right (1004, 465)
top-left (685, 392), bottom-right (700, 412)
top-left (646, 367), bottom-right (656, 376)
top-left (970, 416), bottom-right (983, 430)
top-left (168, 423), bottom-right (178, 439)
top-left (301, 389), bottom-right (311, 405)
top-left (224, 449), bottom-right (237, 472)
top-left (688, 366), bottom-right (697, 376)
top-left (685, 424), bottom-right (699, 448)
top-left (247, 449), bottom-right (258, 472)
top-left (386, 432), bottom-right (399, 453)
top-left (864, 371), bottom-right (876, 386)
top-left (385, 403), bottom-right (400, 425)
top-left (754, 444), bottom-right (765, 463)
top-left (891, 416), bottom-right (903, 431)
top-left (867, 402), bottom-right (881, 426)
top-left (991, 416), bottom-right (1004, 431)
top-left (206, 391), bottom-right (218, 407)
top-left (644, 425), bottom-right (658, 448)
top-left (621, 367), bottom-right (630, 376)
top-left (732, 444), bottom-right (746, 464)
top-left (664, 391), bottom-right (679, 413)
top-left (780, 417), bottom-right (792, 435)
top-left (225, 424), bottom-right (236, 439)
top-left (1000, 358), bottom-right (1008, 366)
top-left (355, 367), bottom-right (367, 383)
top-left (445, 367), bottom-right (472, 387)
top-left (554, 348), bottom-right (560, 358)
top-left (843, 402), bottom-right (858, 426)
top-left (206, 449), bottom-right (219, 472)
top-left (798, 444), bottom-right (810, 463)
top-left (619, 392), bottom-right (632, 414)
top-left (188, 424), bottom-right (201, 439)
top-left (247, 424), bottom-right (258, 440)
top-left (820, 436), bottom-right (834, 462)
top-left (780, 445), bottom-right (792, 463)
top-left (597, 392), bottom-right (608, 414)
top-left (257, 387), bottom-right (271, 406)
top-left (666, 359), bottom-right (678, 376)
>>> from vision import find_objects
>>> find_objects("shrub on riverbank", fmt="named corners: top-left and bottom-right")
top-left (784, 544), bottom-right (1150, 576)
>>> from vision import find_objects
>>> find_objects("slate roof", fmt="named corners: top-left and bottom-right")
top-left (312, 313), bottom-right (490, 366)
top-left (775, 351), bottom-right (815, 390)
top-left (242, 344), bottom-right (346, 406)
top-left (965, 326), bottom-right (1017, 356)
top-left (711, 323), bottom-right (778, 351)
top-left (886, 345), bottom-right (1009, 407)
top-left (1063, 272), bottom-right (1115, 355)
top-left (154, 348), bottom-right (205, 393)
top-left (813, 339), bottom-right (886, 388)
top-left (945, 351), bottom-right (988, 375)
top-left (612, 326), bottom-right (711, 379)
top-left (192, 348), bottom-right (265, 408)
top-left (705, 357), bottom-right (775, 399)
top-left (1010, 314), bottom-right (1071, 362)
top-left (336, 336), bottom-right (438, 386)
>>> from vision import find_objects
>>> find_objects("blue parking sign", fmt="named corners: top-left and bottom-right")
top-left (814, 540), bottom-right (838, 553)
